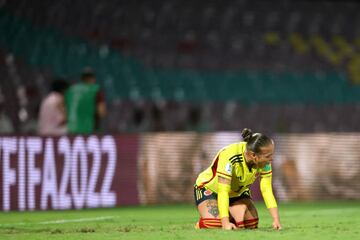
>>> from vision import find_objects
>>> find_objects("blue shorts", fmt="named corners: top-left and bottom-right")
top-left (194, 185), bottom-right (251, 206)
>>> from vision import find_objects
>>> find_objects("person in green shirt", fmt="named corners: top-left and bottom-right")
top-left (65, 68), bottom-right (106, 134)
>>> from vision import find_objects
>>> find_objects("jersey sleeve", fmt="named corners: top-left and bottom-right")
top-left (259, 164), bottom-right (278, 208)
top-left (216, 146), bottom-right (237, 218)
top-left (216, 148), bottom-right (235, 180)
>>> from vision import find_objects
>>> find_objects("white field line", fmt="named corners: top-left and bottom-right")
top-left (0, 216), bottom-right (115, 227)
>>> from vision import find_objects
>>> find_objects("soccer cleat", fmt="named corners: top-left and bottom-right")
top-left (194, 221), bottom-right (200, 229)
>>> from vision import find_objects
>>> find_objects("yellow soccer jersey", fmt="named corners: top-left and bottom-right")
top-left (195, 142), bottom-right (276, 208)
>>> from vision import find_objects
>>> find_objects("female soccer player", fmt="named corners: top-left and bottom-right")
top-left (194, 128), bottom-right (282, 230)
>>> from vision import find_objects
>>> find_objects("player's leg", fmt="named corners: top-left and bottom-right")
top-left (229, 191), bottom-right (259, 229)
top-left (243, 199), bottom-right (259, 229)
top-left (194, 187), bottom-right (222, 229)
top-left (229, 199), bottom-right (247, 228)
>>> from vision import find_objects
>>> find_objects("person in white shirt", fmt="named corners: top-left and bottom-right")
top-left (38, 79), bottom-right (69, 135)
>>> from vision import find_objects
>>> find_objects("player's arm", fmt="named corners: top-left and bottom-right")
top-left (218, 176), bottom-right (237, 230)
top-left (57, 97), bottom-right (66, 124)
top-left (268, 207), bottom-right (281, 230)
top-left (216, 148), bottom-right (238, 230)
top-left (96, 90), bottom-right (106, 118)
top-left (259, 164), bottom-right (282, 230)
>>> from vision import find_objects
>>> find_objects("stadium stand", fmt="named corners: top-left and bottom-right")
top-left (0, 0), bottom-right (360, 133)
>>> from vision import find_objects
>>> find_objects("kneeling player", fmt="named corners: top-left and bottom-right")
top-left (194, 128), bottom-right (282, 230)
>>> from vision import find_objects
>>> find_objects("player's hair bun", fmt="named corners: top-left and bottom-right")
top-left (241, 128), bottom-right (253, 142)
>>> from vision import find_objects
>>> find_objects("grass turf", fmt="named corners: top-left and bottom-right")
top-left (0, 201), bottom-right (359, 240)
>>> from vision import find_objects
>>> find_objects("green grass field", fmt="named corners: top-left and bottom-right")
top-left (1, 201), bottom-right (359, 240)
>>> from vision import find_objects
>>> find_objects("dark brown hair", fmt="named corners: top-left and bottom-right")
top-left (81, 67), bottom-right (96, 81)
top-left (241, 128), bottom-right (272, 154)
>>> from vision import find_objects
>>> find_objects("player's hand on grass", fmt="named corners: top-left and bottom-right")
top-left (222, 222), bottom-right (237, 230)
top-left (269, 208), bottom-right (282, 230)
top-left (221, 218), bottom-right (237, 230)
top-left (272, 221), bottom-right (282, 230)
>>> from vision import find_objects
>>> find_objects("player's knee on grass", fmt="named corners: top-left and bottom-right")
top-left (231, 217), bottom-right (258, 229)
top-left (244, 218), bottom-right (259, 229)
top-left (196, 199), bottom-right (222, 229)
top-left (195, 218), bottom-right (222, 229)
top-left (235, 220), bottom-right (245, 228)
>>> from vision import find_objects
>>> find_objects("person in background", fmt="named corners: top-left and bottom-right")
top-left (38, 79), bottom-right (69, 135)
top-left (65, 68), bottom-right (106, 134)
top-left (194, 128), bottom-right (281, 230)
top-left (0, 102), bottom-right (14, 134)
top-left (185, 105), bottom-right (210, 132)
